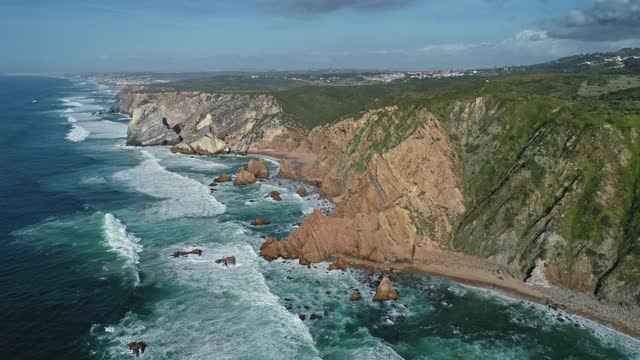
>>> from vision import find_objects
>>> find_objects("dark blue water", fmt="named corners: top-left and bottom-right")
top-left (1, 76), bottom-right (639, 360)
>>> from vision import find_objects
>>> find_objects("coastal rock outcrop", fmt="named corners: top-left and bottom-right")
top-left (115, 89), bottom-right (302, 153)
top-left (327, 256), bottom-right (347, 271)
top-left (214, 174), bottom-right (231, 183)
top-left (278, 159), bottom-right (301, 180)
top-left (172, 249), bottom-right (202, 257)
top-left (373, 277), bottom-right (400, 302)
top-left (248, 159), bottom-right (269, 178)
top-left (296, 187), bottom-right (308, 197)
top-left (251, 218), bottom-right (270, 226)
top-left (128, 342), bottom-right (147, 357)
top-left (233, 168), bottom-right (257, 186)
top-left (267, 191), bottom-right (282, 201)
top-left (215, 256), bottom-right (237, 266)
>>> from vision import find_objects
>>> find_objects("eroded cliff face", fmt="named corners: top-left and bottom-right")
top-left (262, 107), bottom-right (465, 263)
top-left (114, 88), bottom-right (302, 154)
top-left (265, 97), bottom-right (640, 307)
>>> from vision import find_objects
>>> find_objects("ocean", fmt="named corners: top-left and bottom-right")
top-left (0, 75), bottom-right (639, 359)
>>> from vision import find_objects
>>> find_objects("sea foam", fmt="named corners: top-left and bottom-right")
top-left (113, 150), bottom-right (225, 220)
top-left (65, 124), bottom-right (90, 142)
top-left (103, 213), bottom-right (143, 286)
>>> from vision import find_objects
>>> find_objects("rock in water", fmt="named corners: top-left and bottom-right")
top-left (296, 187), bottom-right (308, 197)
top-left (171, 142), bottom-right (195, 154)
top-left (248, 159), bottom-right (269, 178)
top-left (373, 277), bottom-right (400, 302)
top-left (251, 217), bottom-right (270, 226)
top-left (214, 174), bottom-right (231, 183)
top-left (215, 256), bottom-right (237, 266)
top-left (327, 256), bottom-right (347, 271)
top-left (267, 191), bottom-right (282, 201)
top-left (127, 342), bottom-right (147, 357)
top-left (259, 237), bottom-right (290, 261)
top-left (233, 168), bottom-right (257, 186)
top-left (351, 293), bottom-right (362, 301)
top-left (172, 249), bottom-right (203, 257)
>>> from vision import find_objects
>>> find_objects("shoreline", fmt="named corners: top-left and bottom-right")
top-left (341, 252), bottom-right (640, 341)
top-left (248, 148), bottom-right (640, 341)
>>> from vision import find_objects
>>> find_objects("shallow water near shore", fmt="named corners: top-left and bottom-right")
top-left (1, 75), bottom-right (639, 359)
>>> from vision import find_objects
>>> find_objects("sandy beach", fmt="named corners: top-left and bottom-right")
top-left (250, 148), bottom-right (640, 341)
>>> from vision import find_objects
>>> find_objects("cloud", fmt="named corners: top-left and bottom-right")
top-left (543, 0), bottom-right (640, 41)
top-left (258, 0), bottom-right (414, 15)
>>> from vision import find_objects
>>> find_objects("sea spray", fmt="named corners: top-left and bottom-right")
top-left (103, 213), bottom-right (143, 286)
top-left (112, 150), bottom-right (225, 220)
top-left (65, 123), bottom-right (90, 142)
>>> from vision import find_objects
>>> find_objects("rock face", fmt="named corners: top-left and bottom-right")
top-left (233, 168), bottom-right (257, 186)
top-left (278, 159), bottom-right (301, 179)
top-left (248, 159), bottom-right (269, 178)
top-left (327, 256), bottom-right (347, 271)
top-left (114, 88), bottom-right (302, 154)
top-left (373, 277), bottom-right (400, 302)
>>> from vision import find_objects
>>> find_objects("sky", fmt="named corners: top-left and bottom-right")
top-left (1, 0), bottom-right (640, 73)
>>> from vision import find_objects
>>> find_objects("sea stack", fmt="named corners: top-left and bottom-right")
top-left (234, 168), bottom-right (257, 186)
top-left (248, 159), bottom-right (269, 178)
top-left (373, 277), bottom-right (400, 302)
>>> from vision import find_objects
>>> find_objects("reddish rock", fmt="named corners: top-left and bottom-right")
top-left (267, 191), bottom-right (282, 201)
top-left (234, 168), bottom-right (257, 186)
top-left (259, 237), bottom-right (292, 261)
top-left (215, 256), bottom-right (237, 266)
top-left (248, 159), bottom-right (269, 178)
top-left (251, 217), bottom-right (270, 226)
top-left (351, 293), bottom-right (362, 301)
top-left (296, 187), bottom-right (308, 197)
top-left (373, 277), bottom-right (400, 302)
top-left (279, 159), bottom-right (301, 179)
top-left (127, 342), bottom-right (147, 357)
top-left (299, 257), bottom-right (311, 266)
top-left (214, 174), bottom-right (232, 183)
top-left (172, 249), bottom-right (202, 257)
top-left (327, 256), bottom-right (347, 271)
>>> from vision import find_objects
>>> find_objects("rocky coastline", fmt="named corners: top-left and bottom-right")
top-left (114, 85), bottom-right (640, 339)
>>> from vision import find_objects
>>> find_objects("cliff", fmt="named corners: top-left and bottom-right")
top-left (264, 96), bottom-right (640, 308)
top-left (114, 83), bottom-right (640, 309)
top-left (114, 87), bottom-right (302, 154)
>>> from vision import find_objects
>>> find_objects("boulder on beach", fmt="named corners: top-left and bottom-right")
top-left (248, 159), bottom-right (269, 178)
top-left (172, 249), bottom-right (203, 257)
top-left (327, 256), bottom-right (347, 271)
top-left (127, 342), bottom-right (147, 357)
top-left (351, 293), bottom-right (362, 301)
top-left (215, 256), bottom-right (237, 266)
top-left (296, 187), bottom-right (308, 197)
top-left (234, 168), bottom-right (257, 186)
top-left (214, 174), bottom-right (231, 183)
top-left (267, 191), bottom-right (282, 201)
top-left (373, 277), bottom-right (400, 302)
top-left (251, 217), bottom-right (270, 226)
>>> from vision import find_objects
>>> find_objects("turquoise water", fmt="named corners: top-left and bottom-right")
top-left (1, 76), bottom-right (639, 359)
